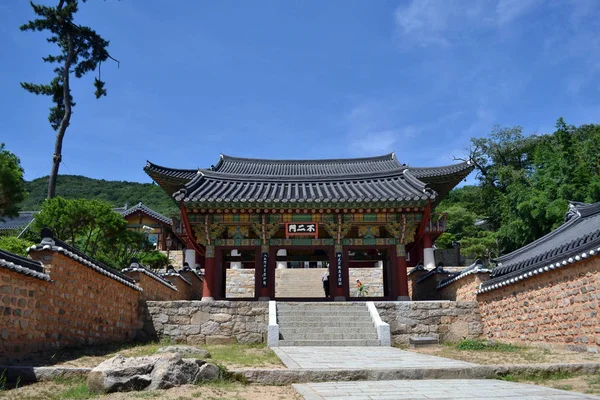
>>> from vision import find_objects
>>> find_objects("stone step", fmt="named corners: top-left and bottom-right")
top-left (278, 322), bottom-right (375, 329)
top-left (279, 326), bottom-right (375, 335)
top-left (278, 310), bottom-right (370, 315)
top-left (279, 332), bottom-right (378, 340)
top-left (277, 318), bottom-right (371, 326)
top-left (278, 339), bottom-right (380, 346)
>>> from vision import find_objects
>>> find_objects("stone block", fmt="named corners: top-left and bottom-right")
top-left (205, 335), bottom-right (235, 345)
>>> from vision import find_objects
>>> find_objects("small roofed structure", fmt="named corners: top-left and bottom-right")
top-left (0, 211), bottom-right (38, 236)
top-left (479, 201), bottom-right (600, 293)
top-left (117, 202), bottom-right (184, 252)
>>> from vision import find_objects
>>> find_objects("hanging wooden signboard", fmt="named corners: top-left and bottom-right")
top-left (285, 222), bottom-right (318, 239)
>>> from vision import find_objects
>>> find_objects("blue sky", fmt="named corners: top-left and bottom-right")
top-left (1, 0), bottom-right (599, 183)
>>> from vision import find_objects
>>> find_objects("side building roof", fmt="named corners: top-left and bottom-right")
top-left (0, 211), bottom-right (38, 233)
top-left (146, 153), bottom-right (473, 209)
top-left (479, 201), bottom-right (600, 293)
top-left (118, 202), bottom-right (172, 226)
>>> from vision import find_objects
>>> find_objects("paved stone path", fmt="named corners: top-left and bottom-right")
top-left (272, 346), bottom-right (476, 369)
top-left (293, 379), bottom-right (600, 400)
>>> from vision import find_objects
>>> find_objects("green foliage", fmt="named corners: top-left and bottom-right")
top-left (0, 236), bottom-right (35, 257)
top-left (20, 175), bottom-right (178, 216)
top-left (32, 197), bottom-right (165, 269)
top-left (139, 251), bottom-right (169, 270)
top-left (21, 0), bottom-right (115, 130)
top-left (0, 144), bottom-right (27, 219)
top-left (443, 120), bottom-right (600, 258)
top-left (455, 339), bottom-right (519, 352)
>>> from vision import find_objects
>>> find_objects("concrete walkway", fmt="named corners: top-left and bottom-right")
top-left (272, 347), bottom-right (600, 400)
top-left (294, 379), bottom-right (600, 400)
top-left (272, 346), bottom-right (476, 369)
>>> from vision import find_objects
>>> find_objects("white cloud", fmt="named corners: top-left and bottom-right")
top-left (394, 0), bottom-right (543, 47)
top-left (495, 0), bottom-right (541, 25)
top-left (350, 130), bottom-right (400, 155)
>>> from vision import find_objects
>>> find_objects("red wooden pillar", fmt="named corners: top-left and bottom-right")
top-left (389, 245), bottom-right (399, 299)
top-left (397, 244), bottom-right (409, 300)
top-left (341, 245), bottom-right (350, 300)
top-left (202, 245), bottom-right (216, 301)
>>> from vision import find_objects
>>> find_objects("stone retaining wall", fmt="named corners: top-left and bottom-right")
top-left (145, 300), bottom-right (482, 346)
top-left (226, 269), bottom-right (255, 298)
top-left (375, 301), bottom-right (483, 345)
top-left (477, 255), bottom-right (600, 351)
top-left (145, 300), bottom-right (267, 345)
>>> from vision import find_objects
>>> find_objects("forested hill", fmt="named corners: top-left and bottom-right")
top-left (20, 175), bottom-right (178, 216)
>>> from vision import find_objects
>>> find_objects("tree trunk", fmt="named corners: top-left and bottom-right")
top-left (47, 33), bottom-right (74, 199)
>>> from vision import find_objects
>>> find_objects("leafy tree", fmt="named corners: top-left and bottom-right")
top-left (21, 0), bottom-right (118, 199)
top-left (446, 120), bottom-right (600, 257)
top-left (0, 144), bottom-right (27, 219)
top-left (32, 197), bottom-right (165, 269)
top-left (0, 236), bottom-right (35, 257)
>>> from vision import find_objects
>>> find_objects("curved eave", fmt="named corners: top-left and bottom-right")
top-left (408, 162), bottom-right (474, 207)
top-left (144, 161), bottom-right (199, 196)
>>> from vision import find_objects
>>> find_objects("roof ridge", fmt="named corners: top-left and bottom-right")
top-left (494, 200), bottom-right (600, 265)
top-left (217, 153), bottom-right (398, 165)
top-left (195, 168), bottom-right (410, 182)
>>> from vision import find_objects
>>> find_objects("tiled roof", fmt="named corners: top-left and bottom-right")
top-left (174, 169), bottom-right (435, 206)
top-left (144, 162), bottom-right (198, 181)
top-left (409, 161), bottom-right (473, 180)
top-left (28, 229), bottom-right (141, 292)
top-left (213, 153), bottom-right (404, 176)
top-left (437, 260), bottom-right (490, 289)
top-left (0, 211), bottom-right (37, 232)
top-left (147, 154), bottom-right (474, 207)
top-left (479, 201), bottom-right (600, 292)
top-left (119, 202), bottom-right (172, 225)
top-left (0, 249), bottom-right (50, 281)
top-left (122, 259), bottom-right (177, 291)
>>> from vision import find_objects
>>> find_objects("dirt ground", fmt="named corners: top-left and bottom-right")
top-left (506, 374), bottom-right (600, 396)
top-left (407, 344), bottom-right (600, 365)
top-left (0, 381), bottom-right (301, 400)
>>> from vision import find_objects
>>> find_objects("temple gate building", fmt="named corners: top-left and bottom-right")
top-left (145, 153), bottom-right (471, 301)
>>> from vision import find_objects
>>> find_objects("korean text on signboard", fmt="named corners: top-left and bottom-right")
top-left (285, 223), bottom-right (318, 239)
top-left (336, 252), bottom-right (343, 287)
top-left (261, 252), bottom-right (268, 288)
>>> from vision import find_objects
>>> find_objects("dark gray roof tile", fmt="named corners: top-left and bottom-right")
top-left (0, 211), bottom-right (37, 231)
top-left (0, 249), bottom-right (50, 281)
top-left (481, 201), bottom-right (600, 291)
top-left (119, 202), bottom-right (172, 225)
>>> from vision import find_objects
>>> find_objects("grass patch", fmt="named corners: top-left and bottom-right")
top-left (56, 383), bottom-right (96, 400)
top-left (498, 370), bottom-right (574, 383)
top-left (453, 339), bottom-right (520, 352)
top-left (204, 344), bottom-right (281, 367)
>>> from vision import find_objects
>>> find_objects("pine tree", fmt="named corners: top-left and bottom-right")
top-left (21, 0), bottom-right (118, 199)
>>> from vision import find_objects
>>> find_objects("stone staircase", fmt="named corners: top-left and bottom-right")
top-left (277, 302), bottom-right (380, 346)
top-left (275, 269), bottom-right (326, 298)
